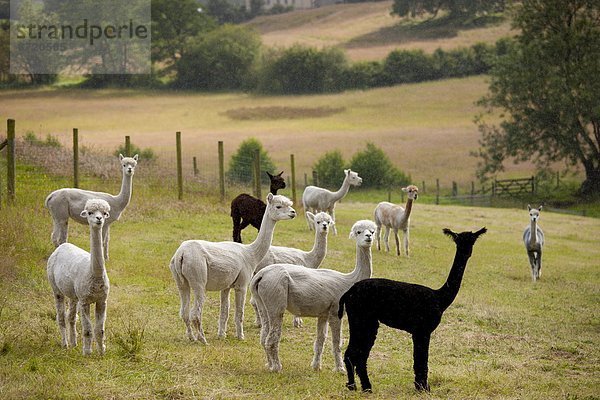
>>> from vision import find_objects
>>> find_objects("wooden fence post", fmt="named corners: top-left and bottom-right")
top-left (452, 181), bottom-right (458, 197)
top-left (7, 119), bottom-right (15, 204)
top-left (422, 180), bottom-right (425, 194)
top-left (304, 173), bottom-right (308, 187)
top-left (290, 154), bottom-right (297, 205)
top-left (218, 141), bottom-right (225, 201)
top-left (73, 128), bottom-right (79, 188)
top-left (193, 156), bottom-right (198, 176)
top-left (176, 132), bottom-right (183, 200)
top-left (253, 149), bottom-right (261, 200)
top-left (125, 135), bottom-right (131, 157)
top-left (387, 188), bottom-right (391, 202)
top-left (435, 178), bottom-right (440, 205)
top-left (312, 170), bottom-right (318, 186)
top-left (532, 175), bottom-right (535, 194)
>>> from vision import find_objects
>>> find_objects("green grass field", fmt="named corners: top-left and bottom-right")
top-left (0, 163), bottom-right (598, 399)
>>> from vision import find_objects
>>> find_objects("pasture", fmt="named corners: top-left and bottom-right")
top-left (0, 76), bottom-right (553, 190)
top-left (0, 162), bottom-right (598, 399)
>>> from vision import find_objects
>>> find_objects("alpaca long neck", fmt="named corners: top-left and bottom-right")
top-left (115, 172), bottom-right (133, 208)
top-left (400, 198), bottom-right (414, 224)
top-left (247, 212), bottom-right (276, 263)
top-left (89, 227), bottom-right (106, 278)
top-left (347, 246), bottom-right (372, 283)
top-left (529, 219), bottom-right (538, 246)
top-left (306, 230), bottom-right (327, 267)
top-left (437, 247), bottom-right (471, 311)
top-left (332, 177), bottom-right (351, 202)
top-left (270, 185), bottom-right (279, 195)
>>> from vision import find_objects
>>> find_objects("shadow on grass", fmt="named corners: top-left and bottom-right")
top-left (345, 14), bottom-right (505, 49)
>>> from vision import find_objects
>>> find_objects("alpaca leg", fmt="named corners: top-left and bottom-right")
top-left (102, 225), bottom-right (110, 260)
top-left (329, 316), bottom-right (345, 372)
top-left (375, 224), bottom-right (381, 251)
top-left (329, 208), bottom-right (338, 235)
top-left (51, 217), bottom-right (68, 247)
top-left (394, 228), bottom-right (400, 256)
top-left (250, 296), bottom-right (261, 327)
top-left (218, 288), bottom-right (231, 338)
top-left (354, 320), bottom-right (379, 393)
top-left (54, 293), bottom-right (68, 348)
top-left (232, 213), bottom-right (242, 243)
top-left (234, 286), bottom-right (247, 340)
top-left (537, 250), bottom-right (542, 279)
top-left (190, 288), bottom-right (208, 344)
top-left (311, 316), bottom-right (329, 370)
top-left (344, 345), bottom-right (357, 391)
top-left (94, 300), bottom-right (107, 355)
top-left (79, 302), bottom-right (93, 355)
top-left (412, 334), bottom-right (431, 392)
top-left (173, 271), bottom-right (196, 341)
top-left (383, 227), bottom-right (391, 252)
top-left (527, 252), bottom-right (537, 282)
top-left (305, 208), bottom-right (314, 231)
top-left (403, 228), bottom-right (410, 257)
top-left (67, 298), bottom-right (78, 348)
top-left (265, 312), bottom-right (284, 372)
top-left (293, 315), bottom-right (303, 328)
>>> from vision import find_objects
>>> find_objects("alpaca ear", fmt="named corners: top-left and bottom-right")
top-left (474, 227), bottom-right (487, 238)
top-left (80, 210), bottom-right (89, 218)
top-left (344, 169), bottom-right (349, 176)
top-left (266, 193), bottom-right (274, 203)
top-left (266, 171), bottom-right (273, 178)
top-left (119, 154), bottom-right (124, 161)
top-left (278, 171), bottom-right (284, 176)
top-left (133, 154), bottom-right (139, 161)
top-left (443, 228), bottom-right (458, 241)
top-left (104, 211), bottom-right (110, 218)
top-left (349, 230), bottom-right (355, 239)
top-left (306, 211), bottom-right (315, 222)
top-left (527, 204), bottom-right (532, 211)
top-left (538, 205), bottom-right (543, 211)
top-left (401, 187), bottom-right (408, 193)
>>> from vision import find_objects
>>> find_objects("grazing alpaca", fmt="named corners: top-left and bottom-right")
top-left (231, 171), bottom-right (286, 243)
top-left (170, 194), bottom-right (296, 344)
top-left (523, 205), bottom-right (544, 282)
top-left (251, 211), bottom-right (334, 328)
top-left (374, 185), bottom-right (419, 256)
top-left (302, 169), bottom-right (362, 235)
top-left (47, 199), bottom-right (112, 355)
top-left (339, 227), bottom-right (486, 392)
top-left (45, 154), bottom-right (138, 259)
top-left (251, 220), bottom-right (376, 373)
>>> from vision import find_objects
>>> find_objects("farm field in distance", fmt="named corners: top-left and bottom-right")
top-left (0, 163), bottom-right (598, 399)
top-left (0, 76), bottom-right (548, 189)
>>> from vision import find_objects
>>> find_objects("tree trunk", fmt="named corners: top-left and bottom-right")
top-left (580, 166), bottom-right (600, 197)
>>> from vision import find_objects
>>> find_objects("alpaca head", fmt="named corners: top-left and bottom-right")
top-left (443, 227), bottom-right (486, 256)
top-left (402, 185), bottom-right (419, 201)
top-left (80, 199), bottom-right (111, 229)
top-left (344, 169), bottom-right (363, 187)
top-left (266, 193), bottom-right (296, 221)
top-left (527, 205), bottom-right (542, 222)
top-left (267, 171), bottom-right (286, 193)
top-left (307, 211), bottom-right (334, 234)
top-left (119, 154), bottom-right (139, 177)
top-left (349, 220), bottom-right (377, 248)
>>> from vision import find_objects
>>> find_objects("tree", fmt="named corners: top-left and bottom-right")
top-left (174, 24), bottom-right (261, 90)
top-left (313, 150), bottom-right (346, 188)
top-left (475, 0), bottom-right (600, 196)
top-left (392, 0), bottom-right (505, 18)
top-left (349, 143), bottom-right (409, 188)
top-left (228, 138), bottom-right (277, 185)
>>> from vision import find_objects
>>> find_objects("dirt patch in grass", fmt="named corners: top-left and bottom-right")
top-left (223, 106), bottom-right (346, 121)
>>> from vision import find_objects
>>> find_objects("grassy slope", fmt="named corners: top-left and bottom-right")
top-left (0, 164), bottom-right (599, 399)
top-left (246, 1), bottom-right (514, 60)
top-left (3, 76), bottom-right (546, 189)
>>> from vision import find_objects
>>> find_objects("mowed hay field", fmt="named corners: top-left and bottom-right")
top-left (246, 1), bottom-right (514, 61)
top-left (0, 164), bottom-right (599, 399)
top-left (0, 76), bottom-right (541, 188)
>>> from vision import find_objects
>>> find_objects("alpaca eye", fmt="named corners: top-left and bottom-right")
top-left (276, 206), bottom-right (281, 209)
top-left (357, 231), bottom-right (362, 235)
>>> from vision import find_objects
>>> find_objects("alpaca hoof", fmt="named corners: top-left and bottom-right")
top-left (237, 334), bottom-right (245, 340)
top-left (362, 388), bottom-right (373, 394)
top-left (269, 364), bottom-right (282, 372)
top-left (332, 366), bottom-right (346, 373)
top-left (311, 361), bottom-right (321, 371)
top-left (293, 317), bottom-right (303, 328)
top-left (346, 383), bottom-right (357, 391)
top-left (414, 381), bottom-right (430, 392)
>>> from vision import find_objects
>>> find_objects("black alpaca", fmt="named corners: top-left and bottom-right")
top-left (338, 227), bottom-right (486, 393)
top-left (231, 171), bottom-right (286, 243)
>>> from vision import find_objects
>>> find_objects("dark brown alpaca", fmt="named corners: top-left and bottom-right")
top-left (231, 171), bottom-right (286, 243)
top-left (338, 227), bottom-right (486, 393)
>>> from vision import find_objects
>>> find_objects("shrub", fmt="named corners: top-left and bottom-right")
top-left (383, 49), bottom-right (435, 85)
top-left (342, 60), bottom-right (385, 89)
top-left (349, 143), bottom-right (409, 188)
top-left (227, 138), bottom-right (277, 184)
top-left (24, 132), bottom-right (62, 148)
top-left (257, 45), bottom-right (348, 94)
top-left (313, 150), bottom-right (347, 188)
top-left (113, 142), bottom-right (157, 162)
top-left (174, 25), bottom-right (261, 90)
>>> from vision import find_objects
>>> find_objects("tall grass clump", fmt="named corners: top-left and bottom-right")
top-left (112, 319), bottom-right (146, 360)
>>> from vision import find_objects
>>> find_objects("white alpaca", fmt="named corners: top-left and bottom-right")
top-left (251, 211), bottom-right (334, 328)
top-left (374, 185), bottom-right (419, 257)
top-left (251, 219), bottom-right (376, 373)
top-left (169, 194), bottom-right (296, 344)
top-left (47, 199), bottom-right (111, 355)
top-left (45, 154), bottom-right (138, 260)
top-left (523, 205), bottom-right (545, 282)
top-left (302, 169), bottom-right (362, 235)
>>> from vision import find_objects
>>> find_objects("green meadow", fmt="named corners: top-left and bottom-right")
top-left (0, 162), bottom-right (598, 399)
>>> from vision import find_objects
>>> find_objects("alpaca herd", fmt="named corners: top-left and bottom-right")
top-left (43, 159), bottom-right (545, 393)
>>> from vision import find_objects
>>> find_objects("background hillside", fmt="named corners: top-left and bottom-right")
top-left (247, 1), bottom-right (514, 60)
